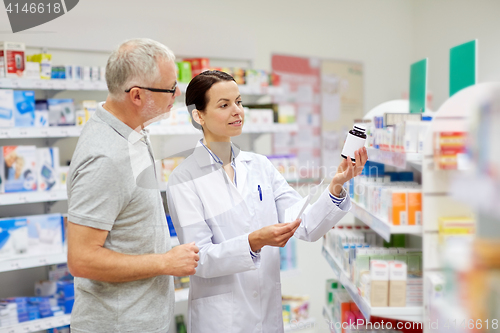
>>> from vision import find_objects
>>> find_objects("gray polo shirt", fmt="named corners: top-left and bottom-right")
top-left (67, 102), bottom-right (173, 333)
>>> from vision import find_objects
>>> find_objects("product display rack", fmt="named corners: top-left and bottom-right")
top-left (366, 147), bottom-right (421, 170)
top-left (0, 313), bottom-right (71, 333)
top-left (0, 123), bottom-right (298, 139)
top-left (322, 305), bottom-right (340, 333)
top-left (0, 69), bottom-right (297, 333)
top-left (0, 288), bottom-right (190, 333)
top-left (350, 201), bottom-right (422, 242)
top-left (0, 78), bottom-right (283, 96)
top-left (0, 191), bottom-right (67, 206)
top-left (321, 245), bottom-right (423, 322)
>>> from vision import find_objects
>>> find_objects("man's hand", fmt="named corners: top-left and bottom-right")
top-left (163, 242), bottom-right (200, 276)
top-left (329, 147), bottom-right (368, 196)
top-left (249, 219), bottom-right (301, 252)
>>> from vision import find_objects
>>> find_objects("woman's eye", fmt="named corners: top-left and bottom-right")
top-left (220, 104), bottom-right (227, 108)
top-left (236, 101), bottom-right (242, 105)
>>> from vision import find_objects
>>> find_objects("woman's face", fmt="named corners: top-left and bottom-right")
top-left (199, 80), bottom-right (244, 142)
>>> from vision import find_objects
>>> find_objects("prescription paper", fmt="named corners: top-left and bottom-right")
top-left (284, 179), bottom-right (324, 222)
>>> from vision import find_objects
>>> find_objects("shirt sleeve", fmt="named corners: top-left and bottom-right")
top-left (67, 156), bottom-right (129, 231)
top-left (329, 187), bottom-right (347, 207)
top-left (266, 157), bottom-right (351, 242)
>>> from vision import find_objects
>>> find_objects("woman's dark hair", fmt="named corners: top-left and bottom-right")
top-left (186, 70), bottom-right (236, 130)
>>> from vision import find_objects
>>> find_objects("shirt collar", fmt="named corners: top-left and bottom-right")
top-left (194, 139), bottom-right (248, 168)
top-left (95, 102), bottom-right (146, 145)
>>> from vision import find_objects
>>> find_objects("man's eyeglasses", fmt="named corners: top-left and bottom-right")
top-left (125, 84), bottom-right (177, 96)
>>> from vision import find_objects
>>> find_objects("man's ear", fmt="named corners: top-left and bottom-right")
top-left (127, 88), bottom-right (142, 106)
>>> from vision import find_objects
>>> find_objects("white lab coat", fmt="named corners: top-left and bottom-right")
top-left (166, 142), bottom-right (351, 333)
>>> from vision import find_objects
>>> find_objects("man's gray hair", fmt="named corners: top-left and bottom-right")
top-left (106, 38), bottom-right (175, 99)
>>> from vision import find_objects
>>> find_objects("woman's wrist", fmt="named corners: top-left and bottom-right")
top-left (329, 179), bottom-right (344, 197)
top-left (249, 231), bottom-right (263, 252)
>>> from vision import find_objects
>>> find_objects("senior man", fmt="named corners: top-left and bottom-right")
top-left (67, 38), bottom-right (199, 333)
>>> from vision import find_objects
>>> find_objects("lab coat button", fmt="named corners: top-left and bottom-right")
top-left (252, 291), bottom-right (258, 298)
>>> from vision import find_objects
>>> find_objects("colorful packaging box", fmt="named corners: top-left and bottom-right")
top-left (183, 58), bottom-right (210, 77)
top-left (0, 42), bottom-right (25, 78)
top-left (14, 90), bottom-right (35, 127)
top-left (0, 217), bottom-right (28, 259)
top-left (434, 132), bottom-right (468, 170)
top-left (48, 99), bottom-right (75, 126)
top-left (407, 189), bottom-right (422, 225)
top-left (26, 213), bottom-right (64, 256)
top-left (389, 190), bottom-right (407, 226)
top-left (37, 147), bottom-right (60, 191)
top-left (35, 100), bottom-right (49, 127)
top-left (0, 89), bottom-right (14, 128)
top-left (1, 146), bottom-right (37, 192)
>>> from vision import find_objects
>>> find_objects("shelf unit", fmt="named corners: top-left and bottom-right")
top-left (0, 123), bottom-right (298, 139)
top-left (0, 288), bottom-right (190, 333)
top-left (321, 245), bottom-right (423, 322)
top-left (322, 305), bottom-right (340, 333)
top-left (0, 191), bottom-right (67, 206)
top-left (0, 78), bottom-right (283, 96)
top-left (367, 147), bottom-right (421, 170)
top-left (0, 70), bottom-right (292, 333)
top-left (0, 238), bottom-right (180, 274)
top-left (351, 201), bottom-right (422, 242)
top-left (0, 314), bottom-right (71, 333)
top-left (0, 253), bottom-right (67, 273)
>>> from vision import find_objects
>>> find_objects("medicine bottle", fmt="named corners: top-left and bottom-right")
top-left (341, 125), bottom-right (366, 162)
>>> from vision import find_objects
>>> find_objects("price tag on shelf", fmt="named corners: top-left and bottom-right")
top-left (46, 81), bottom-right (54, 89)
top-left (18, 194), bottom-right (28, 203)
top-left (92, 82), bottom-right (101, 90)
top-left (77, 81), bottom-right (85, 90)
top-left (34, 80), bottom-right (44, 89)
top-left (11, 80), bottom-right (20, 88)
top-left (0, 129), bottom-right (10, 138)
top-left (17, 129), bottom-right (29, 138)
top-left (6, 328), bottom-right (16, 333)
top-left (40, 129), bottom-right (49, 137)
top-left (38, 257), bottom-right (48, 265)
top-left (10, 260), bottom-right (21, 270)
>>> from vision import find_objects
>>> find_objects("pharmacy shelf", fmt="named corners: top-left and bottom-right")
top-left (0, 237), bottom-right (180, 273)
top-left (321, 245), bottom-right (423, 322)
top-left (0, 253), bottom-right (67, 273)
top-left (0, 78), bottom-right (282, 96)
top-left (0, 123), bottom-right (298, 139)
top-left (0, 190), bottom-right (67, 206)
top-left (322, 305), bottom-right (340, 333)
top-left (0, 314), bottom-right (71, 333)
top-left (351, 201), bottom-right (422, 242)
top-left (284, 317), bottom-right (316, 333)
top-left (367, 147), bottom-right (421, 169)
top-left (451, 174), bottom-right (500, 219)
top-left (0, 78), bottom-right (107, 91)
top-left (0, 126), bottom-right (82, 139)
top-left (0, 289), bottom-right (189, 333)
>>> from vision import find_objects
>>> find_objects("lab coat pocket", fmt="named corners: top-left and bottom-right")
top-left (254, 185), bottom-right (277, 225)
top-left (191, 292), bottom-right (233, 333)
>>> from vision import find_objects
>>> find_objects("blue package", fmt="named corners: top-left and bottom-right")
top-left (14, 90), bottom-right (35, 127)
top-left (0, 217), bottom-right (28, 256)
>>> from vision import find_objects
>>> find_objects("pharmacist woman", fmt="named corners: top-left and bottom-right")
top-left (166, 70), bottom-right (367, 333)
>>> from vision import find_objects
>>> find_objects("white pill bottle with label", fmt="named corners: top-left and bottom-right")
top-left (341, 125), bottom-right (366, 163)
